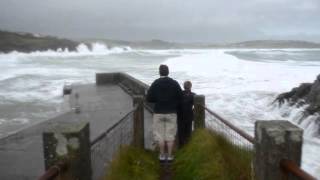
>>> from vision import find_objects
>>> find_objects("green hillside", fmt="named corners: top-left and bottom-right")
top-left (0, 30), bottom-right (79, 53)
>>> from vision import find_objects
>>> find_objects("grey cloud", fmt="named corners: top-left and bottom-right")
top-left (0, 0), bottom-right (319, 43)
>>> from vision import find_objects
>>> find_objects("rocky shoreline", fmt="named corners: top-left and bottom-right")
top-left (275, 75), bottom-right (320, 127)
top-left (0, 30), bottom-right (79, 53)
top-left (2, 30), bottom-right (320, 53)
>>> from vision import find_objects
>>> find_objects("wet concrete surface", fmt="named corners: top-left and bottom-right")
top-left (0, 84), bottom-right (152, 180)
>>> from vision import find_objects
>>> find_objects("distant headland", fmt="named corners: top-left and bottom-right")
top-left (89, 39), bottom-right (320, 49)
top-left (0, 30), bottom-right (79, 53)
top-left (1, 30), bottom-right (320, 53)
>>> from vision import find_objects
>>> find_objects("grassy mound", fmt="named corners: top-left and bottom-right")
top-left (105, 146), bottom-right (160, 180)
top-left (173, 129), bottom-right (252, 180)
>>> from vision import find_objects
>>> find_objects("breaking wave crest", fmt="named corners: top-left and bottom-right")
top-left (0, 48), bottom-right (319, 177)
top-left (164, 50), bottom-right (320, 177)
top-left (0, 42), bottom-right (132, 57)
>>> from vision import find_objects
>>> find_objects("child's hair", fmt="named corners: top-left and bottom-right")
top-left (183, 81), bottom-right (192, 90)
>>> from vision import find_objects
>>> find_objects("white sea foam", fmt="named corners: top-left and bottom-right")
top-left (166, 50), bottom-right (319, 93)
top-left (11, 118), bottom-right (29, 124)
top-left (0, 48), bottom-right (319, 177)
top-left (0, 42), bottom-right (131, 57)
top-left (164, 49), bottom-right (320, 178)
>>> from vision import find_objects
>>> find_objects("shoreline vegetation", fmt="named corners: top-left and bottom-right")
top-left (173, 129), bottom-right (252, 180)
top-left (1, 30), bottom-right (320, 53)
top-left (104, 146), bottom-right (160, 180)
top-left (105, 129), bottom-right (252, 180)
top-left (0, 30), bottom-right (79, 53)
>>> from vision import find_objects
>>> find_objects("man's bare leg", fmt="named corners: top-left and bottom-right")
top-left (159, 140), bottom-right (165, 155)
top-left (167, 141), bottom-right (174, 157)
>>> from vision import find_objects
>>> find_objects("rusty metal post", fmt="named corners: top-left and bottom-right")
top-left (254, 120), bottom-right (303, 180)
top-left (133, 95), bottom-right (144, 148)
top-left (42, 122), bottom-right (92, 180)
top-left (194, 95), bottom-right (205, 129)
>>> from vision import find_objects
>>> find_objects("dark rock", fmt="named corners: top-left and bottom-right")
top-left (306, 75), bottom-right (320, 105)
top-left (316, 117), bottom-right (320, 135)
top-left (274, 83), bottom-right (312, 106)
top-left (275, 75), bottom-right (320, 131)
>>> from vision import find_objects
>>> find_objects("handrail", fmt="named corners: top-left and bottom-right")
top-left (202, 105), bottom-right (255, 144)
top-left (90, 104), bottom-right (139, 147)
top-left (202, 105), bottom-right (316, 179)
top-left (38, 161), bottom-right (68, 180)
top-left (143, 103), bottom-right (154, 113)
top-left (39, 104), bottom-right (139, 180)
top-left (280, 159), bottom-right (317, 180)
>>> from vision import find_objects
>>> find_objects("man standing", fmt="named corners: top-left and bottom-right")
top-left (147, 64), bottom-right (182, 162)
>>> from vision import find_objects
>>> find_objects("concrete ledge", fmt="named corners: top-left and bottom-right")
top-left (96, 72), bottom-right (149, 95)
top-left (96, 73), bottom-right (120, 85)
top-left (118, 73), bottom-right (149, 95)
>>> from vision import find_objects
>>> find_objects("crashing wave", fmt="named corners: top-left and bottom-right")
top-left (0, 42), bottom-right (132, 56)
top-left (274, 75), bottom-right (320, 136)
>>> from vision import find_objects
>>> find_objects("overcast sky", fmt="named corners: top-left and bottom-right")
top-left (0, 0), bottom-right (319, 43)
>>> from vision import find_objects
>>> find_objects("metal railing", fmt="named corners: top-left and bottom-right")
top-left (90, 104), bottom-right (137, 180)
top-left (38, 161), bottom-right (68, 180)
top-left (280, 160), bottom-right (317, 180)
top-left (202, 105), bottom-right (317, 180)
top-left (38, 105), bottom-right (138, 180)
top-left (203, 105), bottom-right (254, 149)
top-left (202, 105), bottom-right (254, 179)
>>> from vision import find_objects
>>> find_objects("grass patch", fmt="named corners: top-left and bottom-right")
top-left (105, 146), bottom-right (160, 180)
top-left (173, 129), bottom-right (253, 180)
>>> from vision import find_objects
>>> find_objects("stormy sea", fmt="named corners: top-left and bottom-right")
top-left (0, 43), bottom-right (319, 177)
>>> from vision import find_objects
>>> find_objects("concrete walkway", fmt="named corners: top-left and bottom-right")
top-left (0, 84), bottom-right (151, 180)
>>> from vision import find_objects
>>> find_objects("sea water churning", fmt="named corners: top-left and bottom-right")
top-left (0, 45), bottom-right (319, 178)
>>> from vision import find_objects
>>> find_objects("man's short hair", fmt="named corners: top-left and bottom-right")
top-left (184, 81), bottom-right (192, 90)
top-left (159, 64), bottom-right (169, 76)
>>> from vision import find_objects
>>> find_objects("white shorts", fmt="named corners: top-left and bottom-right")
top-left (153, 113), bottom-right (177, 142)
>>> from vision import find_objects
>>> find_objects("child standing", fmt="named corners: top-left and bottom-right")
top-left (177, 81), bottom-right (195, 147)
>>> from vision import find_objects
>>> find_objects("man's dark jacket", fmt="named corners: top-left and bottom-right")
top-left (147, 76), bottom-right (182, 114)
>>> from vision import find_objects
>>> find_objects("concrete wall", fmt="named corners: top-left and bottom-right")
top-left (96, 72), bottom-right (149, 96)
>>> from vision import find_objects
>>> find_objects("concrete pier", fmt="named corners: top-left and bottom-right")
top-left (0, 73), bottom-right (153, 180)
